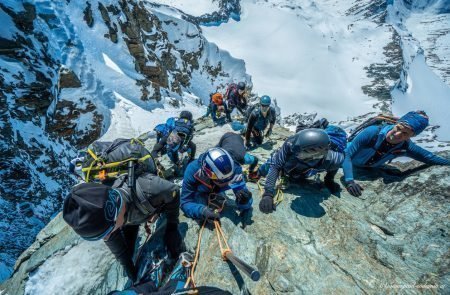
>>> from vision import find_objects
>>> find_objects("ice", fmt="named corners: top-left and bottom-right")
top-left (146, 0), bottom-right (220, 17)
top-left (102, 53), bottom-right (125, 75)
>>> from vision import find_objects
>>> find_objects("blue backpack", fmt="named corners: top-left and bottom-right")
top-left (325, 125), bottom-right (347, 153)
top-left (154, 117), bottom-right (177, 138)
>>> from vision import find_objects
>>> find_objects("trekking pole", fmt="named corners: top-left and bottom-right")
top-left (224, 251), bottom-right (260, 282)
top-left (214, 221), bottom-right (260, 282)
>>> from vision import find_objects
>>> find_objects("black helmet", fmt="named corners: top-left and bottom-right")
top-left (179, 110), bottom-right (193, 121)
top-left (293, 128), bottom-right (330, 161)
top-left (237, 82), bottom-right (246, 91)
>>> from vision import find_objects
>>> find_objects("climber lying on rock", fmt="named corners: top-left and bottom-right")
top-left (63, 173), bottom-right (185, 284)
top-left (180, 147), bottom-right (253, 221)
top-left (256, 127), bottom-right (347, 214)
top-left (343, 111), bottom-right (450, 197)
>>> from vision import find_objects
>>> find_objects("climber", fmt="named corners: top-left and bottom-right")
top-left (63, 173), bottom-right (185, 283)
top-left (244, 95), bottom-right (276, 149)
top-left (343, 111), bottom-right (450, 197)
top-left (225, 81), bottom-right (248, 117)
top-left (180, 147), bottom-right (253, 221)
top-left (257, 127), bottom-right (347, 214)
top-left (217, 132), bottom-right (259, 178)
top-left (151, 111), bottom-right (196, 175)
top-left (209, 92), bottom-right (231, 124)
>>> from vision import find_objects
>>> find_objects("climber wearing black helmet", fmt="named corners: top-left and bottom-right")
top-left (151, 111), bottom-right (196, 175)
top-left (257, 127), bottom-right (347, 214)
top-left (225, 81), bottom-right (248, 118)
top-left (244, 95), bottom-right (276, 149)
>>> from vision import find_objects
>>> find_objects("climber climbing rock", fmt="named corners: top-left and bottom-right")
top-left (343, 111), bottom-right (450, 197)
top-left (62, 173), bottom-right (185, 283)
top-left (257, 127), bottom-right (347, 214)
top-left (244, 95), bottom-right (276, 149)
top-left (180, 147), bottom-right (253, 221)
top-left (225, 81), bottom-right (248, 117)
top-left (151, 111), bottom-right (196, 176)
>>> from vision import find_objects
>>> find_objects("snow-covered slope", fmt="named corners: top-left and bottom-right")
top-left (0, 0), bottom-right (248, 281)
top-left (202, 0), bottom-right (450, 141)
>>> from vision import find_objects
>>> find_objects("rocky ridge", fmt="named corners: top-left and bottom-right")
top-left (1, 120), bottom-right (448, 294)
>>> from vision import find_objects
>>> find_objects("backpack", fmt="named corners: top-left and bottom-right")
top-left (173, 118), bottom-right (194, 138)
top-left (295, 119), bottom-right (347, 153)
top-left (325, 125), bottom-right (347, 153)
top-left (81, 138), bottom-right (157, 183)
top-left (211, 93), bottom-right (223, 106)
top-left (154, 117), bottom-right (177, 138)
top-left (224, 83), bottom-right (238, 101)
top-left (348, 114), bottom-right (398, 142)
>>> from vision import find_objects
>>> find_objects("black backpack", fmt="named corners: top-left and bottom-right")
top-left (81, 138), bottom-right (157, 183)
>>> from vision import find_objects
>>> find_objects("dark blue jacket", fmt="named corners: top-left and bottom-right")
top-left (343, 125), bottom-right (450, 181)
top-left (263, 135), bottom-right (344, 194)
top-left (180, 154), bottom-right (247, 219)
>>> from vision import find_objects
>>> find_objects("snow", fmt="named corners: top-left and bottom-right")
top-left (0, 9), bottom-right (17, 40)
top-left (146, 0), bottom-right (220, 17)
top-left (202, 0), bottom-right (389, 120)
top-left (392, 54), bottom-right (450, 139)
top-left (102, 53), bottom-right (125, 75)
top-left (100, 92), bottom-right (206, 141)
top-left (24, 240), bottom-right (120, 294)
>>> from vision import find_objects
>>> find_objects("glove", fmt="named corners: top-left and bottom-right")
top-left (201, 207), bottom-right (221, 220)
top-left (235, 189), bottom-right (253, 211)
top-left (259, 192), bottom-right (276, 214)
top-left (265, 128), bottom-right (272, 137)
top-left (164, 223), bottom-right (185, 259)
top-left (346, 180), bottom-right (363, 197)
top-left (324, 175), bottom-right (340, 194)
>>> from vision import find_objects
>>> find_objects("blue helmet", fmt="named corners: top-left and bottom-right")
top-left (201, 147), bottom-right (235, 183)
top-left (260, 95), bottom-right (271, 106)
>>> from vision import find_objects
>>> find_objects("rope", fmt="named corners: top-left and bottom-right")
top-left (256, 178), bottom-right (284, 205)
top-left (185, 219), bottom-right (207, 288)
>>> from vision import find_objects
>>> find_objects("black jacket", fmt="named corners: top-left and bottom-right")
top-left (105, 173), bottom-right (180, 281)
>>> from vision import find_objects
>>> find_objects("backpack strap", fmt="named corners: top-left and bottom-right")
top-left (134, 178), bottom-right (157, 216)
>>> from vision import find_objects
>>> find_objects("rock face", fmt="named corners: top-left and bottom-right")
top-left (2, 123), bottom-right (448, 294)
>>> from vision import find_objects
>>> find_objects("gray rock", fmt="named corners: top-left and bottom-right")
top-left (2, 125), bottom-right (448, 294)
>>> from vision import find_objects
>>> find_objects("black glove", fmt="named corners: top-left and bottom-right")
top-left (164, 223), bottom-right (185, 259)
top-left (259, 193), bottom-right (275, 214)
top-left (346, 180), bottom-right (363, 197)
top-left (324, 174), bottom-right (340, 194)
top-left (265, 128), bottom-right (272, 137)
top-left (235, 189), bottom-right (253, 211)
top-left (201, 207), bottom-right (220, 220)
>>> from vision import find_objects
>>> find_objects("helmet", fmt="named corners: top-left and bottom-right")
top-left (260, 95), bottom-right (271, 106)
top-left (237, 82), bottom-right (246, 91)
top-left (179, 110), bottom-right (193, 121)
top-left (293, 129), bottom-right (330, 161)
top-left (201, 147), bottom-right (235, 183)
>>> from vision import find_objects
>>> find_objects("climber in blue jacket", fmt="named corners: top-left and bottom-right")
top-left (343, 111), bottom-right (450, 197)
top-left (180, 147), bottom-right (253, 220)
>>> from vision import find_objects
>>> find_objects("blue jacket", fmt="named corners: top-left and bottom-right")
top-left (343, 125), bottom-right (450, 181)
top-left (180, 155), bottom-right (248, 219)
